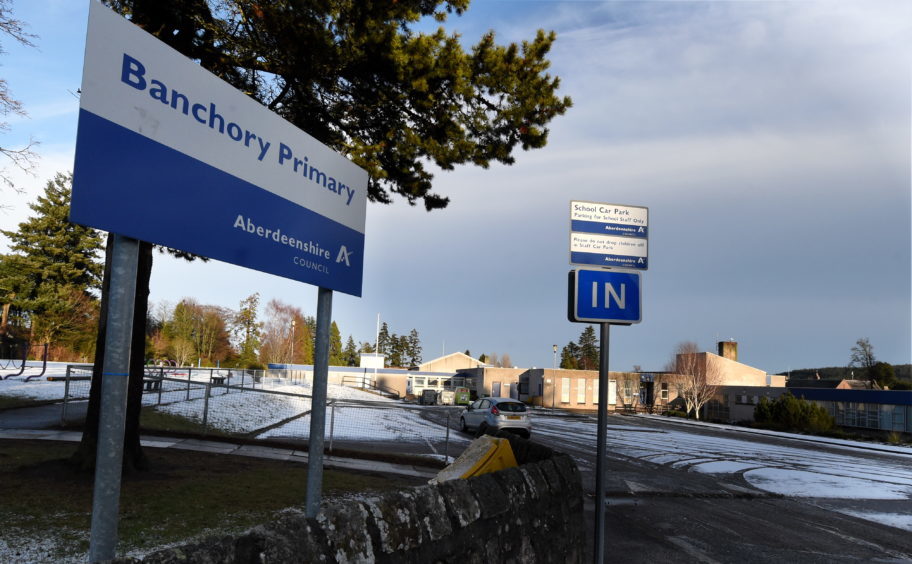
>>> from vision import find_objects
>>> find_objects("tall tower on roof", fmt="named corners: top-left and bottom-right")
top-left (718, 340), bottom-right (738, 362)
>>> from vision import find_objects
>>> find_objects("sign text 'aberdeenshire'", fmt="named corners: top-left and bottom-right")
top-left (120, 53), bottom-right (357, 206)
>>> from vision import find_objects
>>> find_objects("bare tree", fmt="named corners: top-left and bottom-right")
top-left (616, 372), bottom-right (640, 411)
top-left (170, 337), bottom-right (195, 367)
top-left (0, 1), bottom-right (39, 197)
top-left (670, 342), bottom-right (722, 420)
top-left (849, 337), bottom-right (876, 386)
top-left (501, 353), bottom-right (512, 369)
top-left (259, 299), bottom-right (309, 365)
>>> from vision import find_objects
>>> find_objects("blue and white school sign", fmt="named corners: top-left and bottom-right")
top-left (71, 3), bottom-right (368, 296)
top-left (568, 268), bottom-right (642, 325)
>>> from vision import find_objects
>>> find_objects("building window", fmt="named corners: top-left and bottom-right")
top-left (577, 378), bottom-right (586, 404)
top-left (561, 378), bottom-right (570, 403)
top-left (660, 383), bottom-right (668, 400)
top-left (593, 379), bottom-right (599, 404)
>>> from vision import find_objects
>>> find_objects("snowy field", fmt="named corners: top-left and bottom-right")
top-left (0, 362), bottom-right (468, 452)
top-left (533, 414), bottom-right (912, 532)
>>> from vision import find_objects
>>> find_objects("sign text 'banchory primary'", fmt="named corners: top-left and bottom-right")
top-left (118, 54), bottom-right (357, 207)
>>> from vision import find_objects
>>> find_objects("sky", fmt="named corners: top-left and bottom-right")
top-left (0, 0), bottom-right (909, 374)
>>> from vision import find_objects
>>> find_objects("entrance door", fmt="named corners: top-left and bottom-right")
top-left (641, 382), bottom-right (655, 411)
top-left (492, 381), bottom-right (501, 397)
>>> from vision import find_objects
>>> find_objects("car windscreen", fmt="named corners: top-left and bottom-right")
top-left (496, 402), bottom-right (527, 413)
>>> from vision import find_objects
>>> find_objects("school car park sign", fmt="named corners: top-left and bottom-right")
top-left (71, 2), bottom-right (367, 296)
top-left (569, 201), bottom-right (648, 270)
top-left (567, 201), bottom-right (646, 325)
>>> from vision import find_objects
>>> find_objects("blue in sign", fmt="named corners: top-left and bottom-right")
top-left (568, 269), bottom-right (642, 324)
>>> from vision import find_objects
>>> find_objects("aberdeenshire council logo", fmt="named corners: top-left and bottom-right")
top-left (233, 214), bottom-right (356, 274)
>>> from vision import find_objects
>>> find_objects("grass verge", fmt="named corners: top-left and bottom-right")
top-left (0, 395), bottom-right (59, 411)
top-left (0, 439), bottom-right (424, 561)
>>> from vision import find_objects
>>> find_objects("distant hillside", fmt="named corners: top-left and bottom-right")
top-left (780, 364), bottom-right (911, 381)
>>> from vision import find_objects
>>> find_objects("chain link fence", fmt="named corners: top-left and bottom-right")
top-left (58, 365), bottom-right (469, 462)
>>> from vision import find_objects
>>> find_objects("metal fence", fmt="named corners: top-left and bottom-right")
top-left (59, 365), bottom-right (469, 462)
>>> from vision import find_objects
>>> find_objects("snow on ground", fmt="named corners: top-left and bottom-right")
top-left (532, 414), bottom-right (912, 532)
top-left (742, 468), bottom-right (911, 500)
top-left (1, 362), bottom-right (466, 447)
top-left (637, 413), bottom-right (912, 456)
top-left (0, 362), bottom-right (81, 400)
top-left (838, 511), bottom-right (912, 532)
top-left (261, 405), bottom-right (467, 444)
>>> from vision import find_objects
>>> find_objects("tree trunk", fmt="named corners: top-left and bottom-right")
top-left (71, 237), bottom-right (153, 473)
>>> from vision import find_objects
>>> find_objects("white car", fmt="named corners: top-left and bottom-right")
top-left (459, 397), bottom-right (531, 439)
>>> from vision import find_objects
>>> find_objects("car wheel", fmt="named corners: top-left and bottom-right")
top-left (459, 417), bottom-right (468, 433)
top-left (476, 422), bottom-right (489, 438)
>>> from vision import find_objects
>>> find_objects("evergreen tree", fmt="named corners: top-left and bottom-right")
top-left (560, 342), bottom-right (579, 370)
top-left (0, 173), bottom-right (104, 350)
top-left (342, 335), bottom-right (359, 367)
top-left (233, 293), bottom-right (261, 368)
top-left (577, 326), bottom-right (599, 370)
top-left (377, 322), bottom-right (392, 361)
top-left (113, 0), bottom-right (571, 211)
top-left (407, 329), bottom-right (423, 367)
top-left (299, 315), bottom-right (316, 365)
top-left (871, 362), bottom-right (895, 389)
top-left (387, 333), bottom-right (408, 367)
top-left (329, 321), bottom-right (344, 366)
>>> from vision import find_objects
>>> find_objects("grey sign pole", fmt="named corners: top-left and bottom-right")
top-left (305, 286), bottom-right (333, 517)
top-left (88, 234), bottom-right (140, 562)
top-left (594, 322), bottom-right (610, 563)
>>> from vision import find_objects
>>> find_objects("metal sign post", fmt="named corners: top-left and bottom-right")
top-left (88, 234), bottom-right (139, 562)
top-left (305, 287), bottom-right (333, 517)
top-left (594, 323), bottom-right (610, 564)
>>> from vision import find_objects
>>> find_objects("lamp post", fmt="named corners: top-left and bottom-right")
top-left (552, 344), bottom-right (557, 370)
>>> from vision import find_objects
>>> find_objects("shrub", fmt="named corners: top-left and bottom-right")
top-left (753, 392), bottom-right (835, 433)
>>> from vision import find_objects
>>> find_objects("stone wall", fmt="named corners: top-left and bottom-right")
top-left (117, 433), bottom-right (585, 563)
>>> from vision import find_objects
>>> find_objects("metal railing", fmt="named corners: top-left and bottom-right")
top-left (58, 365), bottom-right (466, 463)
top-left (340, 375), bottom-right (400, 399)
